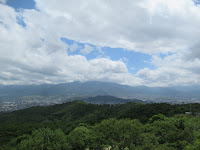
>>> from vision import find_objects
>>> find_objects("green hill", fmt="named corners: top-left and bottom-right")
top-left (1, 101), bottom-right (200, 149)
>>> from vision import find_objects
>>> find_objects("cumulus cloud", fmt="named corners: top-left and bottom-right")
top-left (31, 0), bottom-right (200, 54)
top-left (80, 44), bottom-right (94, 55)
top-left (136, 54), bottom-right (200, 86)
top-left (68, 43), bottom-right (79, 52)
top-left (0, 0), bottom-right (6, 4)
top-left (185, 42), bottom-right (200, 60)
top-left (0, 4), bottom-right (143, 86)
top-left (1, 1), bottom-right (200, 87)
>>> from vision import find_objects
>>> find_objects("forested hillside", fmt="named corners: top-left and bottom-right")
top-left (1, 101), bottom-right (200, 149)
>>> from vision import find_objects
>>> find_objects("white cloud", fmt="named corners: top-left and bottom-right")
top-left (184, 42), bottom-right (200, 60)
top-left (68, 43), bottom-right (79, 52)
top-left (1, 1), bottom-right (200, 87)
top-left (80, 44), bottom-right (94, 55)
top-left (0, 4), bottom-right (143, 86)
top-left (136, 53), bottom-right (200, 86)
top-left (31, 0), bottom-right (200, 54)
top-left (0, 0), bottom-right (6, 4)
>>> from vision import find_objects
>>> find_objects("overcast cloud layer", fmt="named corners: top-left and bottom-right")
top-left (0, 0), bottom-right (200, 86)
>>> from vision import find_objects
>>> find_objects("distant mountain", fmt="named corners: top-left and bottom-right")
top-left (0, 81), bottom-right (200, 101)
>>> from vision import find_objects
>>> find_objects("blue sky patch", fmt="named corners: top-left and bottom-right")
top-left (16, 16), bottom-right (26, 27)
top-left (40, 38), bottom-right (45, 42)
top-left (61, 37), bottom-right (156, 74)
top-left (193, 0), bottom-right (200, 5)
top-left (6, 0), bottom-right (35, 10)
top-left (61, 38), bottom-right (74, 45)
top-left (61, 37), bottom-right (102, 60)
top-left (102, 47), bottom-right (156, 74)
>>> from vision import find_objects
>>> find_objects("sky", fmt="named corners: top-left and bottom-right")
top-left (0, 0), bottom-right (200, 87)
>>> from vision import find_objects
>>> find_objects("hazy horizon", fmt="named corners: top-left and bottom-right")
top-left (1, 80), bottom-right (200, 88)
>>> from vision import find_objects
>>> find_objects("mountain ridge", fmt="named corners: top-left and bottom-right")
top-left (1, 81), bottom-right (200, 101)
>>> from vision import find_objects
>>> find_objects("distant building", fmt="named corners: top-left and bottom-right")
top-left (185, 112), bottom-right (200, 116)
top-left (185, 112), bottom-right (192, 115)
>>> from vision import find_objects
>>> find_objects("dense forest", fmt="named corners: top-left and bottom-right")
top-left (1, 100), bottom-right (200, 150)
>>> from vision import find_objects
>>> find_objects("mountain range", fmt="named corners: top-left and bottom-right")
top-left (1, 81), bottom-right (200, 101)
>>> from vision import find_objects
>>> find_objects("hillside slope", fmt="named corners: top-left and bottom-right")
top-left (1, 100), bottom-right (198, 149)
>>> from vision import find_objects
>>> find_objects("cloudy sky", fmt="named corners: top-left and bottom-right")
top-left (0, 0), bottom-right (200, 87)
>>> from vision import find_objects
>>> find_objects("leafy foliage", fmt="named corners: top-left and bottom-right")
top-left (10, 128), bottom-right (71, 150)
top-left (1, 101), bottom-right (200, 149)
